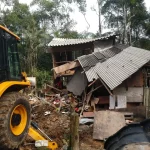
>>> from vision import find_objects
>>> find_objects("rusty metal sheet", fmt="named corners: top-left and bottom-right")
top-left (93, 111), bottom-right (125, 140)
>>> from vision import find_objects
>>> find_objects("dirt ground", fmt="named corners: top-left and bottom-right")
top-left (79, 125), bottom-right (104, 150)
top-left (19, 100), bottom-right (104, 150)
top-left (20, 101), bottom-right (70, 150)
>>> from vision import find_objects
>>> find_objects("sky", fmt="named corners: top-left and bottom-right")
top-left (19, 0), bottom-right (150, 34)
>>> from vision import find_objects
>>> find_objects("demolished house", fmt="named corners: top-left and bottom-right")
top-left (48, 35), bottom-right (150, 118)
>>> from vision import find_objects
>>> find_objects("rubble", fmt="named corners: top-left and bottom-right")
top-left (19, 83), bottom-right (107, 150)
top-left (20, 80), bottom-right (147, 150)
top-left (20, 92), bottom-right (71, 150)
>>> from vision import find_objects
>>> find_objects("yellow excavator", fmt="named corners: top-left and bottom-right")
top-left (0, 25), bottom-right (57, 150)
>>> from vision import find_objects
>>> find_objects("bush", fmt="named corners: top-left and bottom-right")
top-left (33, 69), bottom-right (52, 88)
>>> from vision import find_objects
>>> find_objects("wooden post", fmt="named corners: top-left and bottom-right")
top-left (70, 113), bottom-right (79, 150)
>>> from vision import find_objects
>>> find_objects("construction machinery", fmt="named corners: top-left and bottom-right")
top-left (104, 119), bottom-right (150, 150)
top-left (0, 25), bottom-right (57, 150)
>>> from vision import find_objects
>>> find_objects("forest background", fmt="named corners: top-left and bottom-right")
top-left (0, 0), bottom-right (150, 87)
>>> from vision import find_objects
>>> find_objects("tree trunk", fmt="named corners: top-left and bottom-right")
top-left (123, 1), bottom-right (127, 44)
top-left (97, 0), bottom-right (102, 36)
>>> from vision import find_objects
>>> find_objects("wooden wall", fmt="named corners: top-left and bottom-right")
top-left (113, 87), bottom-right (143, 102)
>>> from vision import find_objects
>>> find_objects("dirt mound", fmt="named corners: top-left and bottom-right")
top-left (20, 101), bottom-right (70, 150)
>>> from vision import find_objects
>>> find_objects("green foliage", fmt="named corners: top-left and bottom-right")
top-left (54, 30), bottom-right (81, 38)
top-left (1, 0), bottom-right (149, 88)
top-left (37, 53), bottom-right (52, 71)
top-left (31, 0), bottom-right (75, 32)
top-left (134, 38), bottom-right (150, 50)
top-left (101, 0), bottom-right (149, 44)
top-left (21, 19), bottom-right (49, 75)
top-left (4, 0), bottom-right (32, 35)
top-left (33, 69), bottom-right (52, 88)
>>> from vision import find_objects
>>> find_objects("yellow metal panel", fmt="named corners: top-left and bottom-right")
top-left (0, 81), bottom-right (30, 97)
top-left (28, 127), bottom-right (45, 140)
top-left (0, 25), bottom-right (20, 40)
top-left (48, 141), bottom-right (58, 150)
top-left (28, 127), bottom-right (58, 150)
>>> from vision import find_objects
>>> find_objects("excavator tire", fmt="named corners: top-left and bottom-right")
top-left (0, 92), bottom-right (31, 149)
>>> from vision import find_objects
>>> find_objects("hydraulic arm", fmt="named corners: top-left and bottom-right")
top-left (28, 121), bottom-right (58, 150)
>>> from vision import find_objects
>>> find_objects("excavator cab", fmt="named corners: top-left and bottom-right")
top-left (0, 26), bottom-right (22, 82)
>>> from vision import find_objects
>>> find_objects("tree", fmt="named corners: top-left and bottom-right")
top-left (31, 0), bottom-right (75, 34)
top-left (22, 19), bottom-right (48, 75)
top-left (91, 0), bottom-right (104, 36)
top-left (2, 0), bottom-right (50, 75)
top-left (101, 0), bottom-right (149, 44)
top-left (3, 0), bottom-right (32, 35)
top-left (0, 0), bottom-right (13, 23)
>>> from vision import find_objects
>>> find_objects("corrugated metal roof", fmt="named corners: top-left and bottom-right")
top-left (94, 47), bottom-right (150, 90)
top-left (48, 33), bottom-right (116, 47)
top-left (85, 67), bottom-right (98, 82)
top-left (78, 46), bottom-right (122, 77)
top-left (78, 46), bottom-right (150, 89)
top-left (78, 54), bottom-right (99, 69)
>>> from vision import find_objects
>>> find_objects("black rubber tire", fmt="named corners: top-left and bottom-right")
top-left (0, 92), bottom-right (31, 149)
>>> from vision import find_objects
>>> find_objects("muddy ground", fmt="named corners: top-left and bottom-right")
top-left (19, 100), bottom-right (104, 150)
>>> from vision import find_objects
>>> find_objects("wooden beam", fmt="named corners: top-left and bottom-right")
top-left (87, 85), bottom-right (103, 95)
top-left (57, 70), bottom-right (75, 76)
top-left (53, 61), bottom-right (80, 74)
top-left (98, 76), bottom-right (113, 96)
top-left (55, 61), bottom-right (71, 64)
top-left (88, 80), bottom-right (97, 87)
top-left (46, 84), bottom-right (62, 93)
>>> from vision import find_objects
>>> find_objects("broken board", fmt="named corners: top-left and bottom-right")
top-left (93, 111), bottom-right (125, 140)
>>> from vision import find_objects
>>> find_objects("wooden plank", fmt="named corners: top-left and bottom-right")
top-left (116, 95), bottom-right (127, 109)
top-left (87, 85), bottom-right (103, 95)
top-left (93, 111), bottom-right (125, 140)
top-left (98, 77), bottom-right (113, 96)
top-left (109, 95), bottom-right (116, 109)
top-left (88, 80), bottom-right (97, 87)
top-left (53, 61), bottom-right (80, 74)
top-left (58, 70), bottom-right (75, 76)
top-left (83, 112), bottom-right (94, 118)
top-left (98, 96), bottom-right (109, 104)
top-left (55, 61), bottom-right (71, 64)
top-left (46, 84), bottom-right (62, 93)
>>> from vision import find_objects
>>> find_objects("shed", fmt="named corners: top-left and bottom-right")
top-left (48, 34), bottom-right (116, 69)
top-left (53, 45), bottom-right (150, 118)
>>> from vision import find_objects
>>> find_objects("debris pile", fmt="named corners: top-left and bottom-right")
top-left (20, 92), bottom-right (71, 150)
top-left (20, 82), bottom-right (147, 150)
top-left (19, 83), bottom-right (106, 150)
